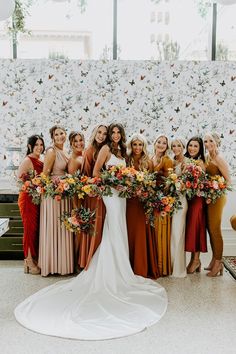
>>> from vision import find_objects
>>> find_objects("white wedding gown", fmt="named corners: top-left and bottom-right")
top-left (15, 155), bottom-right (167, 340)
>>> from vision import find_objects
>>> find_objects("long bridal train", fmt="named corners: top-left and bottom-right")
top-left (15, 155), bottom-right (167, 340)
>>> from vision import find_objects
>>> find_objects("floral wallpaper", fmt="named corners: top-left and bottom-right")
top-left (0, 59), bottom-right (235, 178)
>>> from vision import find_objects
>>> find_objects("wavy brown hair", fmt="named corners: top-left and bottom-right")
top-left (185, 136), bottom-right (205, 162)
top-left (49, 125), bottom-right (66, 140)
top-left (107, 123), bottom-right (127, 158)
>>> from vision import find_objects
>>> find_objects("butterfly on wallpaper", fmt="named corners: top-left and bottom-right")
top-left (94, 102), bottom-right (100, 107)
top-left (140, 75), bottom-right (146, 80)
top-left (140, 129), bottom-right (145, 134)
top-left (174, 107), bottom-right (180, 113)
top-left (170, 63), bottom-right (175, 68)
top-left (129, 79), bottom-right (135, 86)
top-left (48, 74), bottom-right (54, 80)
top-left (169, 117), bottom-right (174, 122)
top-left (231, 76), bottom-right (236, 81)
top-left (2, 101), bottom-right (8, 106)
top-left (3, 155), bottom-right (6, 160)
top-left (173, 72), bottom-right (180, 78)
top-left (217, 99), bottom-right (224, 105)
top-left (124, 90), bottom-right (128, 94)
top-left (172, 126), bottom-right (179, 132)
top-left (220, 133), bottom-right (224, 138)
top-left (127, 98), bottom-right (134, 105)
top-left (220, 80), bottom-right (226, 86)
top-left (229, 129), bottom-right (235, 135)
top-left (32, 89), bottom-right (37, 94)
top-left (35, 98), bottom-right (42, 104)
top-left (81, 71), bottom-right (88, 77)
top-left (185, 102), bottom-right (191, 108)
top-left (214, 90), bottom-right (219, 95)
top-left (81, 125), bottom-right (88, 131)
top-left (201, 124), bottom-right (208, 129)
top-left (37, 78), bottom-right (43, 85)
top-left (83, 106), bottom-right (89, 112)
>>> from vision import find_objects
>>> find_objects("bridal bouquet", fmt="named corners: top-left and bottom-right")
top-left (76, 175), bottom-right (112, 199)
top-left (100, 165), bottom-right (138, 198)
top-left (180, 159), bottom-right (206, 199)
top-left (18, 169), bottom-right (45, 205)
top-left (204, 174), bottom-right (232, 204)
top-left (61, 206), bottom-right (96, 234)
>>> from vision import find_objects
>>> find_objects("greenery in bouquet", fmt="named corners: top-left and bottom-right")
top-left (76, 175), bottom-right (112, 199)
top-left (204, 174), bottom-right (232, 204)
top-left (42, 173), bottom-right (80, 201)
top-left (61, 206), bottom-right (96, 235)
top-left (180, 159), bottom-right (206, 200)
top-left (142, 189), bottom-right (176, 226)
top-left (161, 170), bottom-right (184, 213)
top-left (100, 165), bottom-right (139, 198)
top-left (18, 169), bottom-right (44, 205)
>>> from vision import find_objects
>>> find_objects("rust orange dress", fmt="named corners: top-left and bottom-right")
top-left (79, 145), bottom-right (106, 269)
top-left (126, 160), bottom-right (158, 279)
top-left (18, 156), bottom-right (43, 258)
top-left (153, 155), bottom-right (173, 276)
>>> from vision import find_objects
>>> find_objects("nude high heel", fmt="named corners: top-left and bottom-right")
top-left (24, 259), bottom-right (40, 275)
top-left (206, 262), bottom-right (223, 277)
top-left (187, 260), bottom-right (201, 274)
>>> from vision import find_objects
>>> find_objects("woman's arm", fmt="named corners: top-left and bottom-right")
top-left (43, 148), bottom-right (56, 176)
top-left (17, 157), bottom-right (33, 178)
top-left (93, 145), bottom-right (110, 177)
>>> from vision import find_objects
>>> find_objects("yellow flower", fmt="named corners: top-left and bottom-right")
top-left (82, 185), bottom-right (92, 194)
top-left (66, 178), bottom-right (75, 184)
top-left (169, 173), bottom-right (178, 181)
top-left (136, 172), bottom-right (144, 182)
top-left (77, 192), bottom-right (85, 199)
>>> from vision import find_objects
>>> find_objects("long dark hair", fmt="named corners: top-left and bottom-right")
top-left (26, 135), bottom-right (45, 155)
top-left (107, 123), bottom-right (127, 158)
top-left (185, 136), bottom-right (205, 162)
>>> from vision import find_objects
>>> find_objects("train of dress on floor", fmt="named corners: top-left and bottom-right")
top-left (14, 155), bottom-right (167, 340)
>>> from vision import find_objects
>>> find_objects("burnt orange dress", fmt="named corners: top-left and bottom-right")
top-left (79, 145), bottom-right (106, 269)
top-left (18, 156), bottom-right (43, 258)
top-left (126, 195), bottom-right (159, 279)
top-left (153, 155), bottom-right (173, 276)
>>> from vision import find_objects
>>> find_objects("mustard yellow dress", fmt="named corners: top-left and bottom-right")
top-left (206, 161), bottom-right (226, 260)
top-left (153, 155), bottom-right (173, 276)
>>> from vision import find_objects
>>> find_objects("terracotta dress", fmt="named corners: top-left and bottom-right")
top-left (126, 165), bottom-right (159, 279)
top-left (38, 147), bottom-right (74, 276)
top-left (206, 161), bottom-right (226, 260)
top-left (153, 155), bottom-right (173, 276)
top-left (79, 145), bottom-right (106, 269)
top-left (18, 156), bottom-right (43, 259)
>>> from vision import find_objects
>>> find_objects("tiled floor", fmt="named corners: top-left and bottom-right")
top-left (1, 255), bottom-right (236, 354)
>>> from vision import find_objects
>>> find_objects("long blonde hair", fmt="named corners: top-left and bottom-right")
top-left (127, 133), bottom-right (150, 170)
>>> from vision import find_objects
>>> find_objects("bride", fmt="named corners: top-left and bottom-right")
top-left (14, 123), bottom-right (167, 340)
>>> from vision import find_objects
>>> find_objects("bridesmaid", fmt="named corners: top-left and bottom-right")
top-left (18, 135), bottom-right (44, 274)
top-left (126, 133), bottom-right (158, 279)
top-left (152, 134), bottom-right (173, 276)
top-left (68, 131), bottom-right (85, 175)
top-left (68, 131), bottom-right (85, 272)
top-left (38, 125), bottom-right (74, 276)
top-left (184, 136), bottom-right (207, 274)
top-left (204, 133), bottom-right (231, 277)
top-left (170, 138), bottom-right (188, 278)
top-left (79, 125), bottom-right (108, 269)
